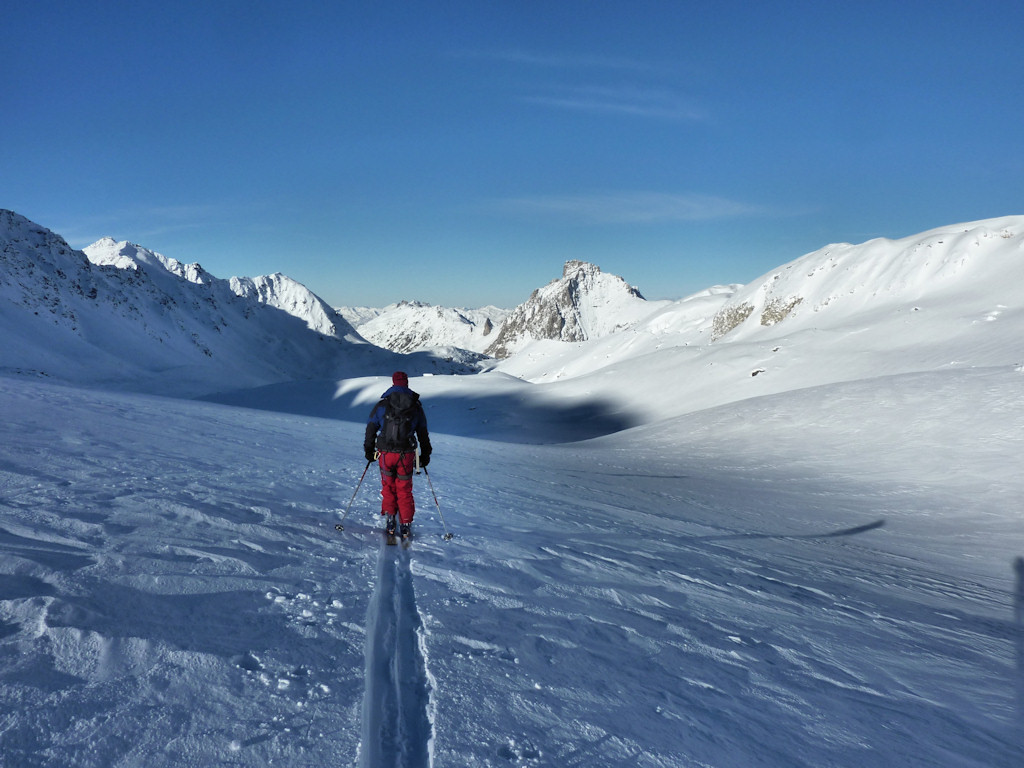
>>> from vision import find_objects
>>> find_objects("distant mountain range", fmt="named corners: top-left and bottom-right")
top-left (0, 210), bottom-right (473, 397)
top-left (339, 301), bottom-right (509, 356)
top-left (340, 260), bottom-right (662, 359)
top-left (3, 208), bottom-right (1022, 411)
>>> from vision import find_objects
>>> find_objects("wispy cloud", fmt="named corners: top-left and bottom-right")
top-left (489, 192), bottom-right (765, 224)
top-left (470, 48), bottom-right (655, 74)
top-left (524, 84), bottom-right (707, 121)
top-left (461, 48), bottom-right (704, 122)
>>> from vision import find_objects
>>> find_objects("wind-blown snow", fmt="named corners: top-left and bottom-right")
top-left (1, 211), bottom-right (1023, 766)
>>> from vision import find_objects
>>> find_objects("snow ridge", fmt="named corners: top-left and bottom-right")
top-left (708, 216), bottom-right (1024, 342)
top-left (360, 546), bottom-right (433, 768)
top-left (85, 236), bottom-right (360, 340)
top-left (229, 273), bottom-right (361, 340)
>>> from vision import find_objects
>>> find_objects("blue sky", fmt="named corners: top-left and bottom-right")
top-left (4, 1), bottom-right (1022, 308)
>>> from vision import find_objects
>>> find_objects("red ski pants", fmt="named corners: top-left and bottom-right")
top-left (378, 452), bottom-right (416, 524)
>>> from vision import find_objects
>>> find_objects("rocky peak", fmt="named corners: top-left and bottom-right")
top-left (484, 260), bottom-right (651, 358)
top-left (563, 259), bottom-right (599, 279)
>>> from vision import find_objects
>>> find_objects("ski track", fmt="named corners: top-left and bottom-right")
top-left (2, 374), bottom-right (1024, 766)
top-left (360, 540), bottom-right (434, 768)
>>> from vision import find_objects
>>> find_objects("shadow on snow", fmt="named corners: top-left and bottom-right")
top-left (200, 379), bottom-right (637, 445)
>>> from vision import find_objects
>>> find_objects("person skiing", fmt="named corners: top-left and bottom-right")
top-left (363, 371), bottom-right (431, 539)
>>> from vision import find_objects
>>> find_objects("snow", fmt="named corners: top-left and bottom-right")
top-left (2, 211), bottom-right (1024, 766)
top-left (350, 301), bottom-right (510, 356)
top-left (485, 260), bottom-right (667, 358)
top-left (85, 237), bottom-right (362, 341)
top-left (0, 210), bottom-right (475, 398)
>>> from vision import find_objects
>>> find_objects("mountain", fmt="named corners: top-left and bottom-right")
top-left (2, 210), bottom-right (1023, 765)
top-left (84, 237), bottom-right (362, 342)
top-left (229, 273), bottom-right (363, 341)
top-left (706, 216), bottom-right (1024, 342)
top-left (336, 305), bottom-right (385, 328)
top-left (0, 211), bottom-right (465, 397)
top-left (493, 282), bottom-right (739, 384)
top-left (350, 300), bottom-right (509, 356)
top-left (493, 215), bottom-right (1024, 424)
top-left (484, 259), bottom-right (666, 358)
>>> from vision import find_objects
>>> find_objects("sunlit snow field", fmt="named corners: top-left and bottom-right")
top-left (1, 366), bottom-right (1022, 767)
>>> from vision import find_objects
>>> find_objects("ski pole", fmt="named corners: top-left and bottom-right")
top-left (422, 467), bottom-right (454, 540)
top-left (335, 459), bottom-right (374, 531)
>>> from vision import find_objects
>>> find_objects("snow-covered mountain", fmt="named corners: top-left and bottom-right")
top-left (484, 259), bottom-right (666, 358)
top-left (84, 237), bottom-right (362, 342)
top-left (337, 261), bottom-right (689, 362)
top-left (0, 211), bottom-right (466, 396)
top-left (494, 216), bottom-right (1024, 425)
top-left (229, 273), bottom-right (363, 341)
top-left (336, 304), bottom-right (385, 328)
top-left (707, 216), bottom-right (1024, 343)
top-left (350, 300), bottom-right (509, 355)
top-left (2, 213), bottom-right (1024, 766)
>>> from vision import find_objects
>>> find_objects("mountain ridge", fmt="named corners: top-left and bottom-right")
top-left (0, 210), bottom-right (469, 396)
top-left (5, 208), bottom-right (1023, 411)
top-left (491, 214), bottom-right (1024, 425)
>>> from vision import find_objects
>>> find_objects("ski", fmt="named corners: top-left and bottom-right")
top-left (385, 530), bottom-right (397, 546)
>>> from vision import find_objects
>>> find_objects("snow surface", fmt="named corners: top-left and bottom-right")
top-left (2, 213), bottom-right (1024, 766)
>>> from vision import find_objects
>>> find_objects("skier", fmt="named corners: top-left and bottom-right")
top-left (363, 371), bottom-right (432, 539)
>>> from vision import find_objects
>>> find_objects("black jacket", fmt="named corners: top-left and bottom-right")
top-left (364, 385), bottom-right (431, 457)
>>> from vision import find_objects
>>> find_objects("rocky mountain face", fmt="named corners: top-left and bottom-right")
top-left (484, 260), bottom-right (661, 358)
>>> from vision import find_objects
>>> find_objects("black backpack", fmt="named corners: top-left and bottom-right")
top-left (377, 391), bottom-right (418, 452)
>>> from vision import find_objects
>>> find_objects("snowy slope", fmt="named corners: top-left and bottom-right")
top-left (706, 216), bottom-right (1024, 343)
top-left (495, 283), bottom-right (739, 383)
top-left (0, 211), bottom-right (470, 397)
top-left (494, 217), bottom-right (1024, 425)
top-left (353, 300), bottom-right (509, 356)
top-left (1, 364), bottom-right (1021, 766)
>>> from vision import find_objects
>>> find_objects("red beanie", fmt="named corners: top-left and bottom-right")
top-left (392, 371), bottom-right (409, 386)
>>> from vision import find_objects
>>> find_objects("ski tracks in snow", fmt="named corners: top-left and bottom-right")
top-left (360, 542), bottom-right (434, 768)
